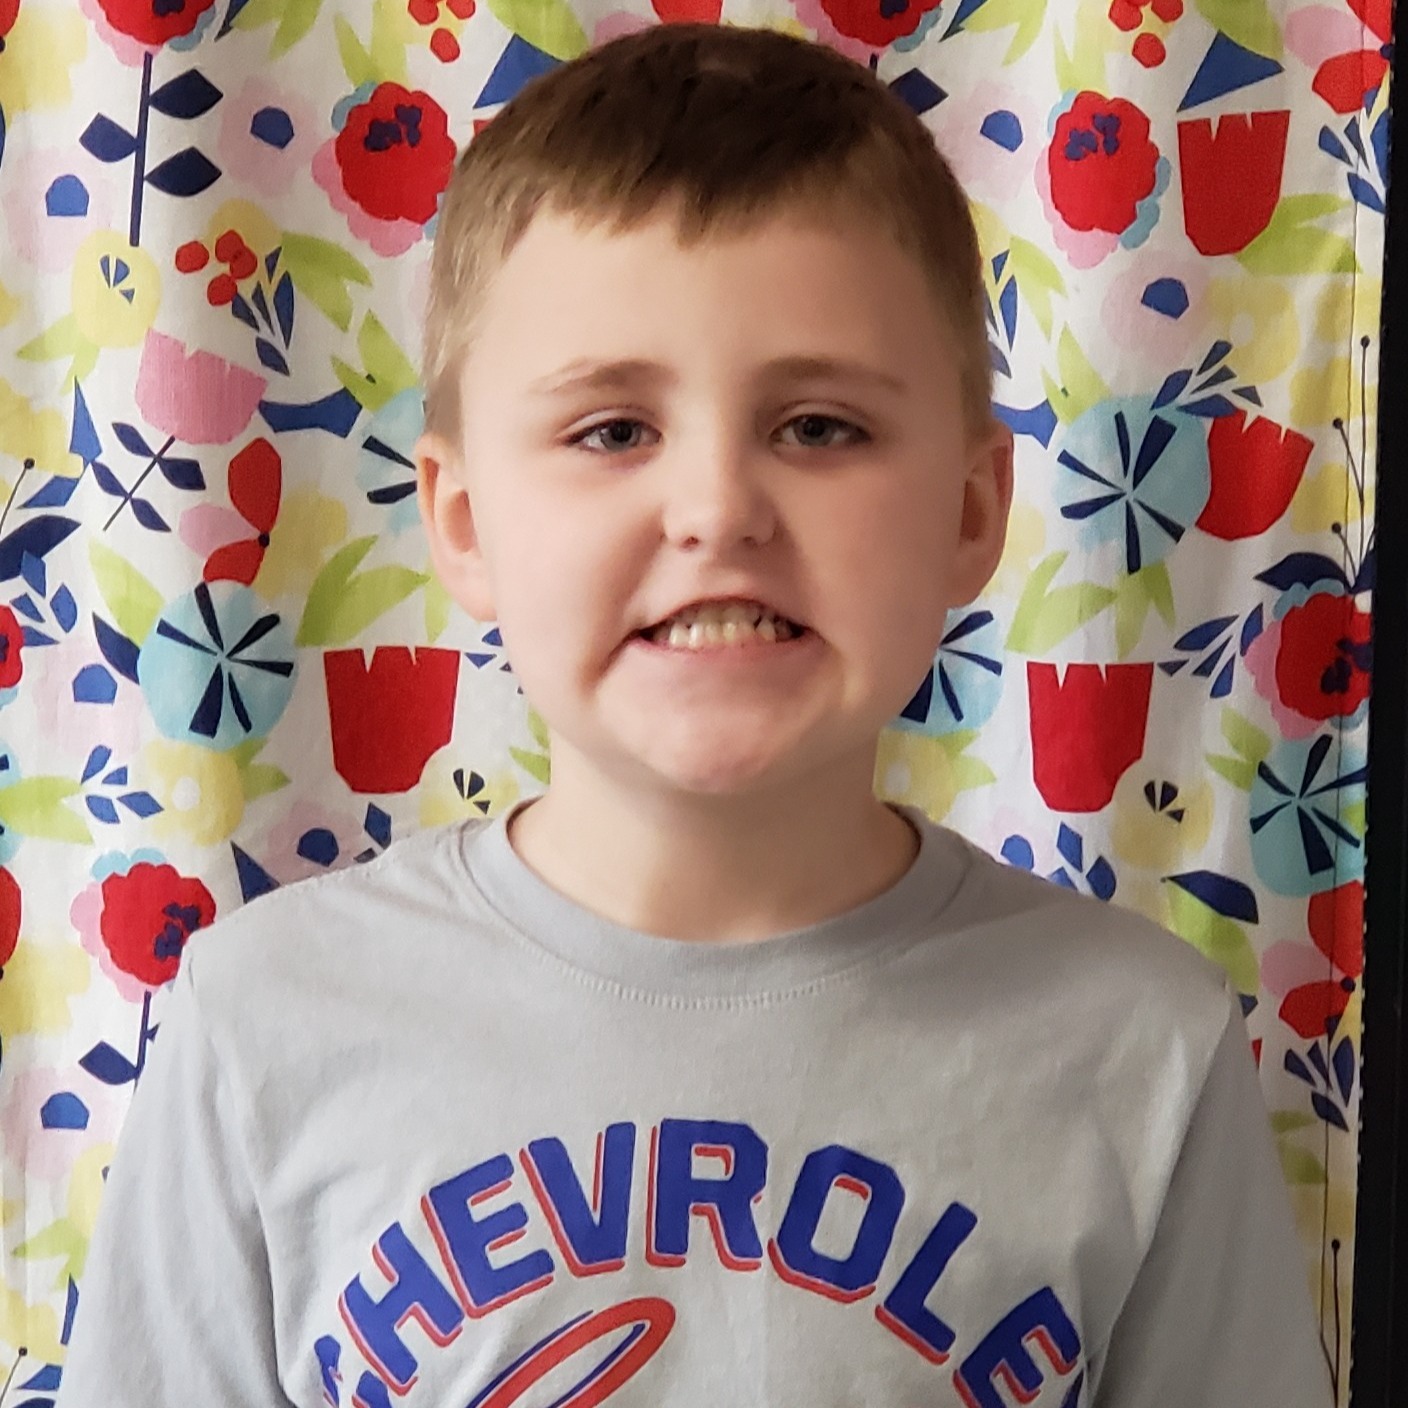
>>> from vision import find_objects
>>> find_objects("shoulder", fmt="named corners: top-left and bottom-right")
top-left (178, 816), bottom-right (490, 1022)
top-left (922, 821), bottom-right (1237, 1066)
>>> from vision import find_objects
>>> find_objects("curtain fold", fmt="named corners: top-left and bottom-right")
top-left (0, 0), bottom-right (1385, 1399)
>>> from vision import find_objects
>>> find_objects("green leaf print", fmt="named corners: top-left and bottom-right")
top-left (1194, 0), bottom-right (1283, 60)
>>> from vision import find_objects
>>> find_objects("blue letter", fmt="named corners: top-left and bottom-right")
top-left (424, 1153), bottom-right (555, 1315)
top-left (648, 1119), bottom-right (767, 1270)
top-left (954, 1287), bottom-right (1083, 1408)
top-left (875, 1202), bottom-right (977, 1363)
top-left (522, 1124), bottom-right (635, 1275)
top-left (338, 1222), bottom-right (463, 1391)
top-left (771, 1145), bottom-right (904, 1300)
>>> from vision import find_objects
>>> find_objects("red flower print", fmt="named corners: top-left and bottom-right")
top-left (1027, 662), bottom-right (1153, 812)
top-left (1313, 0), bottom-right (1392, 113)
top-left (1275, 591), bottom-right (1372, 724)
top-left (205, 437), bottom-right (282, 585)
top-left (94, 0), bottom-right (215, 46)
top-left (1047, 93), bottom-right (1160, 235)
top-left (1196, 410), bottom-right (1312, 541)
top-left (98, 862), bottom-right (215, 988)
top-left (0, 605), bottom-right (24, 689)
top-left (325, 647), bottom-right (460, 793)
top-left (0, 866), bottom-right (20, 968)
top-left (334, 83), bottom-right (456, 225)
top-left (1177, 111), bottom-right (1289, 256)
top-left (817, 0), bottom-right (943, 48)
top-left (1280, 881), bottom-right (1363, 1038)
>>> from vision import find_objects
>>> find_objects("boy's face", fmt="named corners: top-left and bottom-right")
top-left (417, 202), bottom-right (1012, 807)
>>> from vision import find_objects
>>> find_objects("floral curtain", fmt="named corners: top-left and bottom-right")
top-left (0, 0), bottom-right (1386, 1400)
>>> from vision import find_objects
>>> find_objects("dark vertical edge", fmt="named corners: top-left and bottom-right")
top-left (1351, 7), bottom-right (1408, 1404)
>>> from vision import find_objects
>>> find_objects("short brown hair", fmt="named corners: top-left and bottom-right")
top-left (422, 23), bottom-right (991, 439)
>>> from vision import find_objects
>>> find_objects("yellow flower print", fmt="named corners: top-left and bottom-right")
top-left (1289, 358), bottom-right (1355, 429)
top-left (1111, 771), bottom-right (1213, 871)
top-left (987, 500), bottom-right (1046, 601)
top-left (0, 940), bottom-right (89, 1038)
top-left (0, 5), bottom-right (87, 112)
top-left (419, 756), bottom-right (521, 829)
top-left (1206, 276), bottom-right (1299, 385)
top-left (65, 1142), bottom-right (116, 1256)
top-left (256, 490), bottom-right (349, 599)
top-left (70, 232), bottom-right (161, 348)
top-left (875, 730), bottom-right (958, 822)
top-left (0, 1284), bottom-right (64, 1365)
top-left (1313, 275), bottom-right (1382, 347)
top-left (1291, 460), bottom-right (1371, 537)
top-left (0, 378), bottom-right (80, 476)
top-left (141, 739), bottom-right (246, 846)
top-left (0, 281), bottom-right (18, 329)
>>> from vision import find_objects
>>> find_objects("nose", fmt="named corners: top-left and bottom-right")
top-left (659, 436), bottom-right (777, 552)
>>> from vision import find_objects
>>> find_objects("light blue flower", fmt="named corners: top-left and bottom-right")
top-left (895, 608), bottom-right (1004, 736)
top-left (0, 741), bottom-right (23, 867)
top-left (138, 584), bottom-right (295, 751)
top-left (357, 388), bottom-right (423, 536)
top-left (1250, 734), bottom-right (1367, 897)
top-left (1057, 395), bottom-right (1210, 574)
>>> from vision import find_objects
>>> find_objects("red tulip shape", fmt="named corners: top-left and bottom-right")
top-left (1028, 662), bottom-right (1154, 812)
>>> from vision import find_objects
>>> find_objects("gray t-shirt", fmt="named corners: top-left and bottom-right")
top-left (58, 803), bottom-right (1332, 1407)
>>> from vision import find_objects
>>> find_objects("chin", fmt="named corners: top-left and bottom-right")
top-left (633, 743), bottom-right (797, 801)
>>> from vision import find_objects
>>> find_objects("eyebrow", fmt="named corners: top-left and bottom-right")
top-left (527, 355), bottom-right (907, 399)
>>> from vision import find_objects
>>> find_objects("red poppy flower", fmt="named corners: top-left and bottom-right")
top-left (333, 83), bottom-right (456, 225)
top-left (1313, 0), bottom-right (1392, 113)
top-left (205, 437), bottom-right (282, 585)
top-left (98, 862), bottom-right (215, 988)
top-left (1275, 591), bottom-right (1372, 723)
top-left (0, 866), bottom-right (20, 969)
top-left (0, 605), bottom-right (23, 689)
top-left (1048, 93), bottom-right (1160, 235)
top-left (94, 0), bottom-right (216, 46)
top-left (1279, 881), bottom-right (1363, 1038)
top-left (817, 0), bottom-right (943, 47)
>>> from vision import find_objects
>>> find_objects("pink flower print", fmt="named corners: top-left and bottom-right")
top-left (134, 330), bottom-right (267, 445)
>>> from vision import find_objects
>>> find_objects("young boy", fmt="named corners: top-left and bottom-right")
top-left (59, 23), bottom-right (1332, 1408)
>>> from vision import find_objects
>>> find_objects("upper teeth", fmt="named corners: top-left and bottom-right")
top-left (649, 601), bottom-right (797, 648)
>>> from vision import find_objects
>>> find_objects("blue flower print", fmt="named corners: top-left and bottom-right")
top-left (357, 388), bottom-right (423, 534)
top-left (137, 583), bottom-right (295, 750)
top-left (1057, 395), bottom-right (1210, 574)
top-left (1250, 733), bottom-right (1367, 897)
top-left (0, 740), bottom-right (24, 867)
top-left (896, 609), bottom-right (1004, 736)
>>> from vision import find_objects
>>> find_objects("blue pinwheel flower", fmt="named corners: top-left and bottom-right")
top-left (137, 583), bottom-right (295, 750)
top-left (1250, 733), bottom-right (1367, 897)
top-left (1056, 395), bottom-right (1210, 574)
top-left (897, 608), bottom-right (1004, 736)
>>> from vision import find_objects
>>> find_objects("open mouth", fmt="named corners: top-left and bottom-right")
top-left (633, 600), bottom-right (809, 650)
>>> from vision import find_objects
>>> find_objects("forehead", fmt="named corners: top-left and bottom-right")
top-left (457, 201), bottom-right (963, 399)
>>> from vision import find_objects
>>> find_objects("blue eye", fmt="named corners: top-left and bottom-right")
top-left (781, 415), bottom-right (866, 448)
top-left (572, 419), bottom-right (653, 453)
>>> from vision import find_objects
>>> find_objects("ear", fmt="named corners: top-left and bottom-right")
top-left (415, 431), bottom-right (497, 622)
top-left (950, 420), bottom-right (1015, 606)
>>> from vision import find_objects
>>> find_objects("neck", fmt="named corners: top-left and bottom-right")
top-left (506, 754), bottom-right (919, 943)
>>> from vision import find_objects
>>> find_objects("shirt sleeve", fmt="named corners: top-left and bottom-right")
top-left (1092, 989), bottom-right (1335, 1407)
top-left (56, 957), bottom-right (295, 1407)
